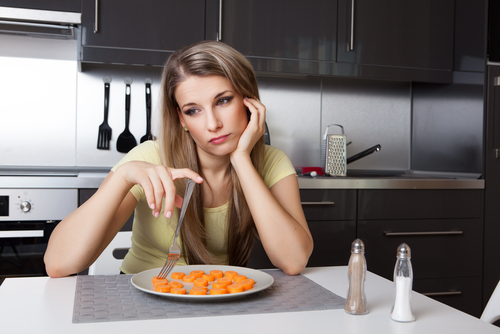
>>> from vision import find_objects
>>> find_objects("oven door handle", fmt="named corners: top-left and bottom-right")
top-left (0, 230), bottom-right (44, 238)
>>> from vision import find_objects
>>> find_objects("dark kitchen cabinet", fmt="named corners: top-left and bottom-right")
top-left (337, 0), bottom-right (454, 70)
top-left (79, 0), bottom-right (206, 67)
top-left (483, 65), bottom-right (500, 311)
top-left (335, 0), bottom-right (455, 82)
top-left (247, 189), bottom-right (356, 269)
top-left (217, 0), bottom-right (337, 75)
top-left (357, 189), bottom-right (484, 317)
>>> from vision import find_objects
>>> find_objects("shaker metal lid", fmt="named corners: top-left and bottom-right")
top-left (351, 238), bottom-right (365, 253)
top-left (396, 243), bottom-right (411, 258)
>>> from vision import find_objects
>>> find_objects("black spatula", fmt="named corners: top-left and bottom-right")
top-left (140, 78), bottom-right (154, 143)
top-left (117, 77), bottom-right (137, 153)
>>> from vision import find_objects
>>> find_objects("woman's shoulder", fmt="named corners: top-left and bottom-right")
top-left (112, 140), bottom-right (161, 171)
top-left (264, 144), bottom-right (288, 160)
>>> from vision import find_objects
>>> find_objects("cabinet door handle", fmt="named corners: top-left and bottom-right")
top-left (301, 201), bottom-right (335, 205)
top-left (348, 0), bottom-right (355, 51)
top-left (94, 0), bottom-right (99, 33)
top-left (217, 0), bottom-right (222, 41)
top-left (383, 231), bottom-right (463, 237)
top-left (422, 291), bottom-right (462, 297)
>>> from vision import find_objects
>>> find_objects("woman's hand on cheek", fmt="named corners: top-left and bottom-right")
top-left (116, 161), bottom-right (203, 218)
top-left (232, 98), bottom-right (266, 159)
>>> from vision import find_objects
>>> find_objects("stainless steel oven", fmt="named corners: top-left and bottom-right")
top-left (0, 188), bottom-right (77, 282)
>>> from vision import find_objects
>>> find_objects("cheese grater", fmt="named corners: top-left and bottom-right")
top-left (322, 124), bottom-right (347, 176)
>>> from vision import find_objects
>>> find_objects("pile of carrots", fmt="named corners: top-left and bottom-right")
top-left (152, 269), bottom-right (255, 295)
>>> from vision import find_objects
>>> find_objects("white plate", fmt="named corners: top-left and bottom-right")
top-left (131, 264), bottom-right (274, 301)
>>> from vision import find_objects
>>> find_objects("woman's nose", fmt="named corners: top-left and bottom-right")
top-left (206, 109), bottom-right (222, 131)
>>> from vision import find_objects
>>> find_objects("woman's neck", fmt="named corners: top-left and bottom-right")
top-left (198, 153), bottom-right (232, 208)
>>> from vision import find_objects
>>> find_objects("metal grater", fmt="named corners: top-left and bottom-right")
top-left (322, 124), bottom-right (347, 176)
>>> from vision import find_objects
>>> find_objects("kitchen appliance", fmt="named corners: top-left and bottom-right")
top-left (0, 188), bottom-right (77, 282)
top-left (323, 124), bottom-right (347, 176)
top-left (322, 124), bottom-right (382, 176)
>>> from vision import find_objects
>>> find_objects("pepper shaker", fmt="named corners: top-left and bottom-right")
top-left (390, 243), bottom-right (416, 322)
top-left (344, 238), bottom-right (368, 315)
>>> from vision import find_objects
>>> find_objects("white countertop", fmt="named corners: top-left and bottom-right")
top-left (0, 266), bottom-right (498, 334)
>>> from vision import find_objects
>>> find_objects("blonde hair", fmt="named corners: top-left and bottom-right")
top-left (158, 41), bottom-right (265, 266)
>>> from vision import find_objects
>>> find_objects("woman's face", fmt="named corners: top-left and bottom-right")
top-left (175, 75), bottom-right (249, 159)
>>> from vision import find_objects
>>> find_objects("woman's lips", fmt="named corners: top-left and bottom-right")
top-left (209, 134), bottom-right (230, 144)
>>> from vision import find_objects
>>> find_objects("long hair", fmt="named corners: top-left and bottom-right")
top-left (157, 41), bottom-right (265, 266)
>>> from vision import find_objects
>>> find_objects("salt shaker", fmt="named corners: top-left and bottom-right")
top-left (390, 243), bottom-right (416, 322)
top-left (344, 238), bottom-right (368, 315)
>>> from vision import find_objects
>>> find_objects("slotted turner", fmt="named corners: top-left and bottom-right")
top-left (157, 179), bottom-right (196, 279)
top-left (97, 77), bottom-right (112, 150)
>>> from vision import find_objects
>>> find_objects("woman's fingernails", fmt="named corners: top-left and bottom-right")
top-left (166, 211), bottom-right (172, 218)
top-left (150, 203), bottom-right (155, 210)
top-left (154, 212), bottom-right (159, 218)
top-left (197, 177), bottom-right (203, 181)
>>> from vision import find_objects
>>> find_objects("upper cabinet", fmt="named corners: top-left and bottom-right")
top-left (217, 0), bottom-right (337, 75)
top-left (79, 0), bottom-right (206, 67)
top-left (75, 0), bottom-right (485, 84)
top-left (336, 0), bottom-right (455, 82)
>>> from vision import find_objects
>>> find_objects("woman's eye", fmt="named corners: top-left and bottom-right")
top-left (216, 97), bottom-right (232, 106)
top-left (184, 108), bottom-right (200, 116)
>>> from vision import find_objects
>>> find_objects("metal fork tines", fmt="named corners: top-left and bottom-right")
top-left (157, 179), bottom-right (196, 279)
top-left (97, 80), bottom-right (112, 150)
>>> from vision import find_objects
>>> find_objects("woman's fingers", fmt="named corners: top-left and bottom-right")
top-left (120, 161), bottom-right (202, 218)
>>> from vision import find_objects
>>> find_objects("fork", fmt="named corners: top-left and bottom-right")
top-left (157, 178), bottom-right (196, 279)
top-left (97, 81), bottom-right (112, 150)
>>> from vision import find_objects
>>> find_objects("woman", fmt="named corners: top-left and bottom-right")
top-left (44, 41), bottom-right (313, 277)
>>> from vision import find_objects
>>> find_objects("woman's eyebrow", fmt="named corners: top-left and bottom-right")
top-left (214, 90), bottom-right (232, 99)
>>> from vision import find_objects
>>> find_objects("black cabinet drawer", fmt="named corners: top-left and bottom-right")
top-left (358, 189), bottom-right (482, 220)
top-left (357, 218), bottom-right (483, 280)
top-left (414, 276), bottom-right (482, 318)
top-left (300, 189), bottom-right (356, 221)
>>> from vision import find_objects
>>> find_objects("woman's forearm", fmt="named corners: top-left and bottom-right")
top-left (44, 169), bottom-right (135, 277)
top-left (231, 154), bottom-right (313, 275)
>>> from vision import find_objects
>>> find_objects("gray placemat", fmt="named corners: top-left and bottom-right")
top-left (73, 270), bottom-right (346, 323)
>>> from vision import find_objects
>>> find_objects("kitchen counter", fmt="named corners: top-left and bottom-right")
top-left (298, 170), bottom-right (484, 189)
top-left (1, 266), bottom-right (498, 334)
top-left (0, 168), bottom-right (485, 190)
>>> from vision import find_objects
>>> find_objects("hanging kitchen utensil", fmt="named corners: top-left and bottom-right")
top-left (97, 76), bottom-right (112, 150)
top-left (140, 78), bottom-right (155, 143)
top-left (322, 124), bottom-right (347, 176)
top-left (116, 77), bottom-right (137, 153)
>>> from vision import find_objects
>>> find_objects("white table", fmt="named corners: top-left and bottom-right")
top-left (1, 266), bottom-right (499, 334)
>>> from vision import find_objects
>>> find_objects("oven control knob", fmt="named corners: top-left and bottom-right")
top-left (20, 201), bottom-right (31, 213)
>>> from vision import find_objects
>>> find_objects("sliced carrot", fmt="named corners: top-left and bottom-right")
top-left (209, 270), bottom-right (224, 278)
top-left (152, 276), bottom-right (168, 287)
top-left (212, 282), bottom-right (229, 289)
top-left (239, 278), bottom-right (255, 290)
top-left (233, 274), bottom-right (247, 282)
top-left (171, 272), bottom-right (185, 279)
top-left (189, 287), bottom-right (207, 295)
top-left (182, 274), bottom-right (196, 283)
top-left (227, 284), bottom-right (244, 293)
top-left (170, 287), bottom-right (187, 294)
top-left (168, 281), bottom-right (184, 288)
top-left (194, 278), bottom-right (208, 287)
top-left (210, 288), bottom-right (228, 295)
top-left (190, 270), bottom-right (205, 278)
top-left (202, 274), bottom-right (215, 282)
top-left (155, 284), bottom-right (172, 293)
top-left (217, 277), bottom-right (233, 285)
top-left (224, 270), bottom-right (238, 280)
